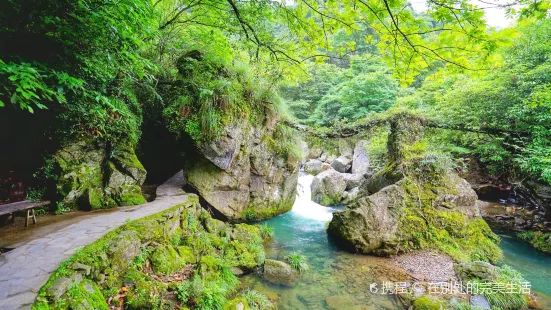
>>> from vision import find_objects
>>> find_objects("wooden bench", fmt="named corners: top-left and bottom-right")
top-left (0, 200), bottom-right (50, 227)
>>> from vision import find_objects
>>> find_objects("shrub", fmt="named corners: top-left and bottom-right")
top-left (258, 224), bottom-right (275, 240)
top-left (481, 265), bottom-right (529, 310)
top-left (518, 231), bottom-right (551, 253)
top-left (283, 252), bottom-right (309, 273)
top-left (244, 290), bottom-right (274, 310)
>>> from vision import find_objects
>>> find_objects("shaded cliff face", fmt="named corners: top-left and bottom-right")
top-left (185, 120), bottom-right (301, 222)
top-left (55, 140), bottom-right (147, 210)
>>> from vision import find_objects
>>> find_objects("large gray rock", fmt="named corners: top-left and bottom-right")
top-left (352, 140), bottom-right (371, 175)
top-left (308, 148), bottom-right (323, 159)
top-left (338, 140), bottom-right (355, 158)
top-left (186, 120), bottom-right (301, 221)
top-left (311, 169), bottom-right (346, 206)
top-left (328, 172), bottom-right (482, 255)
top-left (454, 261), bottom-right (498, 282)
top-left (433, 176), bottom-right (479, 218)
top-left (341, 187), bottom-right (360, 205)
top-left (328, 184), bottom-right (406, 254)
top-left (341, 173), bottom-right (365, 190)
top-left (304, 159), bottom-right (328, 176)
top-left (263, 259), bottom-right (299, 286)
top-left (331, 156), bottom-right (352, 173)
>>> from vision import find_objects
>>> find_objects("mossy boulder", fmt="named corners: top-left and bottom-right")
top-left (123, 268), bottom-right (167, 309)
top-left (328, 161), bottom-right (501, 263)
top-left (185, 120), bottom-right (300, 222)
top-left (311, 168), bottom-right (346, 206)
top-left (263, 259), bottom-right (299, 287)
top-left (454, 261), bottom-right (498, 282)
top-left (224, 297), bottom-right (251, 310)
top-left (107, 231), bottom-right (141, 277)
top-left (304, 159), bottom-right (328, 176)
top-left (412, 296), bottom-right (446, 310)
top-left (63, 280), bottom-right (109, 310)
top-left (177, 246), bottom-right (196, 263)
top-left (55, 140), bottom-right (146, 210)
top-left (150, 245), bottom-right (187, 275)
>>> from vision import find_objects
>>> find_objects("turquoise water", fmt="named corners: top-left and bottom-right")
top-left (497, 230), bottom-right (551, 297)
top-left (239, 174), bottom-right (405, 309)
top-left (240, 174), bottom-right (551, 309)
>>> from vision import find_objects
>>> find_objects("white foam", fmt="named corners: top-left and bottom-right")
top-left (290, 174), bottom-right (334, 222)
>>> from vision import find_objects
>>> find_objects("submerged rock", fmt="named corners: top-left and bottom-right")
top-left (311, 169), bottom-right (346, 206)
top-left (263, 259), bottom-right (299, 286)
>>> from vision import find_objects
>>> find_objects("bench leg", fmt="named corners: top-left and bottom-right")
top-left (25, 209), bottom-right (37, 227)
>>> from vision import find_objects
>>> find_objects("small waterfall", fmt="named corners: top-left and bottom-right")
top-left (290, 173), bottom-right (335, 222)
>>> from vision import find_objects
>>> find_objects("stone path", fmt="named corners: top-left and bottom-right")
top-left (0, 172), bottom-right (189, 310)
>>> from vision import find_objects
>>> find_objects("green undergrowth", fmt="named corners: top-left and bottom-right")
top-left (162, 51), bottom-right (281, 145)
top-left (33, 195), bottom-right (269, 310)
top-left (517, 231), bottom-right (551, 253)
top-left (412, 265), bottom-right (529, 310)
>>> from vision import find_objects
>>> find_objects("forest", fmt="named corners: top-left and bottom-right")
top-left (0, 0), bottom-right (551, 310)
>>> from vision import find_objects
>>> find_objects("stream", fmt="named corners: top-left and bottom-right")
top-left (240, 173), bottom-right (551, 309)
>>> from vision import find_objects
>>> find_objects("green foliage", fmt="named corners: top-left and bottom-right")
top-left (244, 290), bottom-right (274, 310)
top-left (407, 18), bottom-right (551, 185)
top-left (176, 275), bottom-right (234, 310)
top-left (130, 247), bottom-right (151, 271)
top-left (412, 295), bottom-right (445, 310)
top-left (284, 55), bottom-right (398, 127)
top-left (518, 231), bottom-right (551, 253)
top-left (0, 60), bottom-right (83, 113)
top-left (162, 51), bottom-right (278, 144)
top-left (481, 265), bottom-right (529, 310)
top-left (283, 252), bottom-right (309, 273)
top-left (0, 0), bottom-right (155, 145)
top-left (257, 224), bottom-right (275, 240)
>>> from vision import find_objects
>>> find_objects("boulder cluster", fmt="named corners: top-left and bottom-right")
top-left (304, 140), bottom-right (372, 206)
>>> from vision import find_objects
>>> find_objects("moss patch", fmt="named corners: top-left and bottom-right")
top-left (517, 231), bottom-right (551, 253)
top-left (33, 194), bottom-right (267, 310)
top-left (412, 295), bottom-right (445, 310)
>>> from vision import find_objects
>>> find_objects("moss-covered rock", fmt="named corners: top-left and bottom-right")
top-left (34, 197), bottom-right (267, 310)
top-left (150, 245), bottom-right (187, 275)
top-left (263, 259), bottom-right (299, 287)
top-left (123, 268), bottom-right (167, 309)
top-left (224, 297), bottom-right (251, 310)
top-left (412, 296), bottom-right (445, 310)
top-left (185, 120), bottom-right (301, 222)
top-left (518, 231), bottom-right (551, 253)
top-left (328, 115), bottom-right (501, 263)
top-left (55, 140), bottom-right (146, 210)
top-left (65, 280), bottom-right (109, 310)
